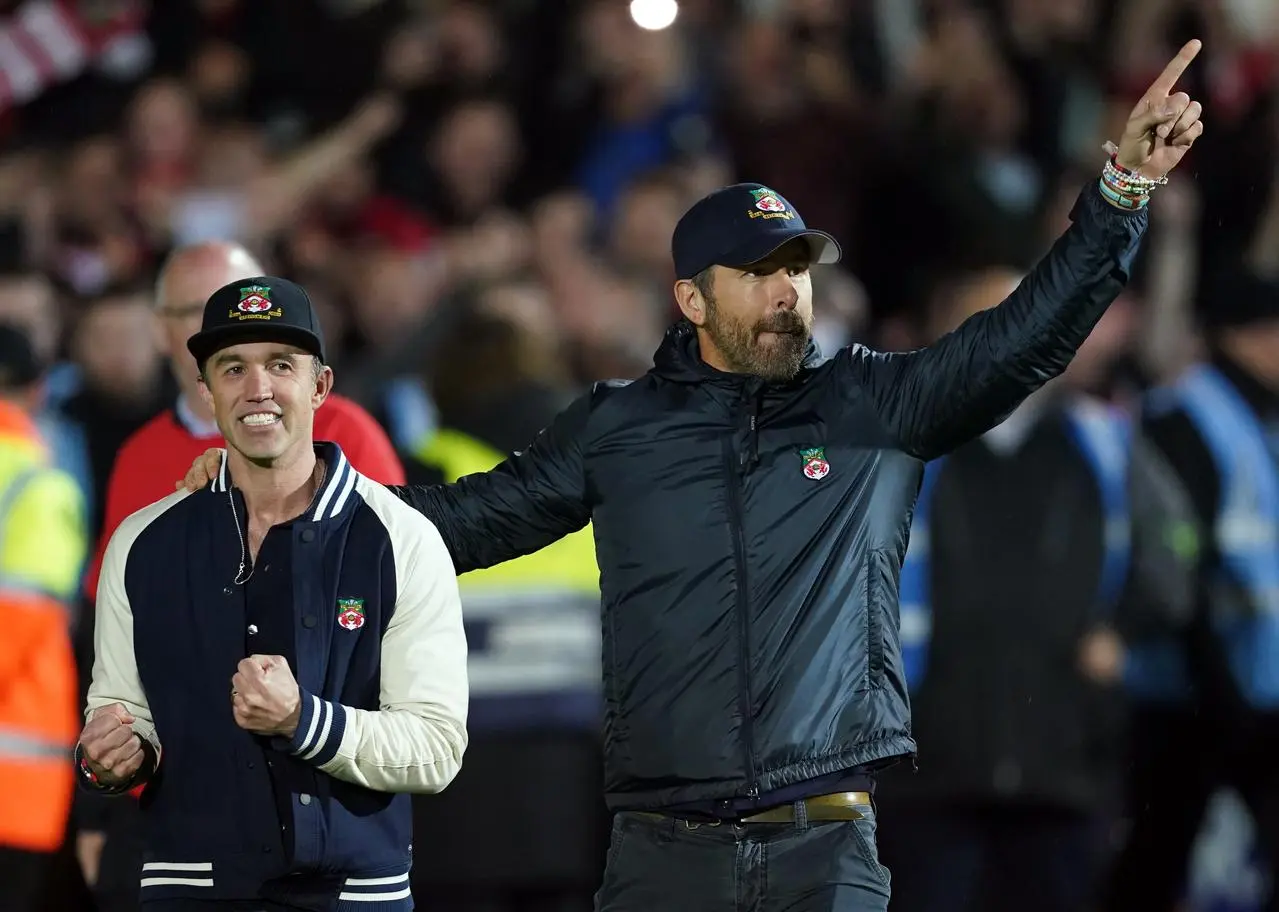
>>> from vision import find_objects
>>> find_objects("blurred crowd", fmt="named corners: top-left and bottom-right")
top-left (2, 0), bottom-right (1279, 909)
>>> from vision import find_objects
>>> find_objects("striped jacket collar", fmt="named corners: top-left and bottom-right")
top-left (210, 442), bottom-right (359, 523)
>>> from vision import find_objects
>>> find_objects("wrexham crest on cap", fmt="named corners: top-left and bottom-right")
top-left (800, 446), bottom-right (830, 481)
top-left (337, 597), bottom-right (366, 631)
top-left (748, 187), bottom-right (793, 220)
top-left (751, 187), bottom-right (786, 212)
top-left (230, 284), bottom-right (282, 321)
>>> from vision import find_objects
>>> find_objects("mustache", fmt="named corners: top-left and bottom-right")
top-left (755, 313), bottom-right (807, 335)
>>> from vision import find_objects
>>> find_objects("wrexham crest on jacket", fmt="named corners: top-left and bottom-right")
top-left (230, 284), bottom-right (283, 321)
top-left (337, 598), bottom-right (366, 631)
top-left (800, 446), bottom-right (830, 480)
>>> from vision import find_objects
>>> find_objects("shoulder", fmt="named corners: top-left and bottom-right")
top-left (581, 376), bottom-right (665, 424)
top-left (106, 488), bottom-right (197, 565)
top-left (354, 475), bottom-right (451, 565)
top-left (108, 410), bottom-right (197, 494)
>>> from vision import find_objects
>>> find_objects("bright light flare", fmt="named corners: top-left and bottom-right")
top-left (629, 0), bottom-right (678, 31)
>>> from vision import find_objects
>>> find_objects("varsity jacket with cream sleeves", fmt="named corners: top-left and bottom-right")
top-left (81, 443), bottom-right (468, 911)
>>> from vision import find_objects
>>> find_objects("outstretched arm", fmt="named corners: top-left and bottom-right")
top-left (389, 392), bottom-right (593, 574)
top-left (840, 41), bottom-right (1203, 462)
top-left (178, 395), bottom-right (596, 575)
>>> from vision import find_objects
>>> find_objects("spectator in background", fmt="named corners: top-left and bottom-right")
top-left (0, 323), bottom-right (90, 912)
top-left (0, 272), bottom-right (93, 503)
top-left (75, 241), bottom-right (404, 911)
top-left (1106, 179), bottom-right (1279, 912)
top-left (571, 0), bottom-right (713, 218)
top-left (877, 267), bottom-right (1199, 912)
top-left (62, 288), bottom-right (170, 543)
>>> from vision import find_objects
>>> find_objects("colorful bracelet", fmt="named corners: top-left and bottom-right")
top-left (1097, 147), bottom-right (1161, 210)
top-left (1106, 154), bottom-right (1168, 187)
top-left (1097, 177), bottom-right (1149, 210)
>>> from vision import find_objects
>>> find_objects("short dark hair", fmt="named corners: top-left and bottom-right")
top-left (691, 266), bottom-right (715, 306)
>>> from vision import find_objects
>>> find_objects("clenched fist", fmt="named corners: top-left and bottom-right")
top-left (232, 655), bottom-right (302, 737)
top-left (78, 703), bottom-right (146, 787)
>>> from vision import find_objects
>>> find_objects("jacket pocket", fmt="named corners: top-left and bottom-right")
top-left (864, 549), bottom-right (889, 689)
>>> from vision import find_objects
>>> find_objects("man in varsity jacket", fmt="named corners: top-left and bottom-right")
top-left (76, 276), bottom-right (468, 912)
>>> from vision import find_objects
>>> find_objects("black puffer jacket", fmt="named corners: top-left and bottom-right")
top-left (396, 184), bottom-right (1147, 810)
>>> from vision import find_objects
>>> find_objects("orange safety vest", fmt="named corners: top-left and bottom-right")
top-left (0, 402), bottom-right (81, 853)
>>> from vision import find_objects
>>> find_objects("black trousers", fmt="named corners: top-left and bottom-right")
top-left (1103, 705), bottom-right (1279, 912)
top-left (593, 802), bottom-right (891, 912)
top-left (877, 802), bottom-right (1104, 912)
top-left (411, 729), bottom-right (608, 912)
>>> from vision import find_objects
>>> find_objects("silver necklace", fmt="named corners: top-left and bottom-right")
top-left (230, 460), bottom-right (327, 586)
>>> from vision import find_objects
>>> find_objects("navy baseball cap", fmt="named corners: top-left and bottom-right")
top-left (187, 276), bottom-right (326, 367)
top-left (672, 183), bottom-right (841, 281)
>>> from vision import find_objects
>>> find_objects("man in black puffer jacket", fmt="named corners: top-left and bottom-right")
top-left (181, 43), bottom-right (1204, 912)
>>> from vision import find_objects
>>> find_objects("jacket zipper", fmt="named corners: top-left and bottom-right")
top-left (724, 403), bottom-right (760, 802)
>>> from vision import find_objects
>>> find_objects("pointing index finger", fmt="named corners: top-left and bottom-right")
top-left (1147, 39), bottom-right (1202, 99)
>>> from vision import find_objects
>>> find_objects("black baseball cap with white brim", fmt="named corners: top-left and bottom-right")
top-left (187, 276), bottom-right (327, 368)
top-left (671, 183), bottom-right (841, 281)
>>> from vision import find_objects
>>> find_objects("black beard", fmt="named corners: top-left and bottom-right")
top-left (704, 302), bottom-right (809, 383)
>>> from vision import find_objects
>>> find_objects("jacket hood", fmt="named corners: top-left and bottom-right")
top-left (650, 320), bottom-right (825, 385)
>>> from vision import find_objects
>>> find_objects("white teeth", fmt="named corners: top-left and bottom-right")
top-left (241, 413), bottom-right (279, 426)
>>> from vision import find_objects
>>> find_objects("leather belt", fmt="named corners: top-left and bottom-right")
top-left (634, 790), bottom-right (871, 826)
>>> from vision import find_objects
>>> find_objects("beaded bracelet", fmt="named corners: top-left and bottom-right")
top-left (1098, 177), bottom-right (1148, 210)
top-left (1099, 153), bottom-right (1157, 209)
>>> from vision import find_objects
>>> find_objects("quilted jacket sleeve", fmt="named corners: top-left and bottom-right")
top-left (389, 392), bottom-right (593, 574)
top-left (838, 182), bottom-right (1149, 461)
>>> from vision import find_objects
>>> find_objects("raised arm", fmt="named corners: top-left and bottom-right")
top-left (390, 391), bottom-right (594, 574)
top-left (838, 40), bottom-right (1203, 462)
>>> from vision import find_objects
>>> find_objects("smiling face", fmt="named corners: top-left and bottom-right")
top-left (677, 237), bottom-right (815, 383)
top-left (197, 341), bottom-right (332, 467)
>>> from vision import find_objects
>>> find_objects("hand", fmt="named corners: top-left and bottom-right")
top-left (176, 448), bottom-right (223, 492)
top-left (231, 655), bottom-right (302, 738)
top-left (78, 703), bottom-right (144, 786)
top-left (1078, 627), bottom-right (1126, 686)
top-left (1114, 39), bottom-right (1205, 179)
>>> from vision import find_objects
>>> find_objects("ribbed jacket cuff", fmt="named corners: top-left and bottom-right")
top-left (284, 689), bottom-right (347, 766)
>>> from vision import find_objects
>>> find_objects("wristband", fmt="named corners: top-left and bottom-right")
top-left (74, 740), bottom-right (156, 795)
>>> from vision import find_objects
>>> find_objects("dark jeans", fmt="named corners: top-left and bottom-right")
top-left (877, 803), bottom-right (1103, 912)
top-left (593, 801), bottom-right (891, 912)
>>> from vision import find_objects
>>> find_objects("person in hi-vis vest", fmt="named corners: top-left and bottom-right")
top-left (0, 323), bottom-right (88, 910)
